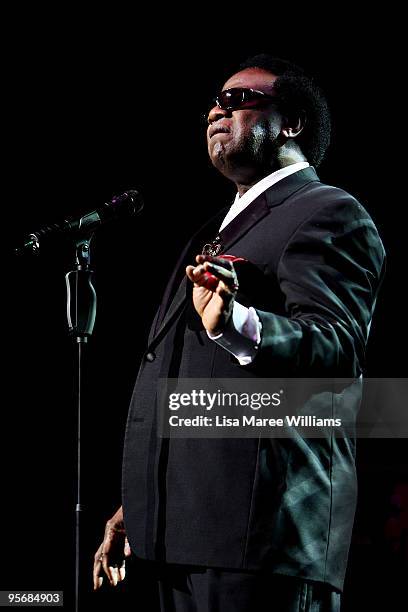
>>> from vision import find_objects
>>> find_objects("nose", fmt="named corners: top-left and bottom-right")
top-left (207, 104), bottom-right (230, 125)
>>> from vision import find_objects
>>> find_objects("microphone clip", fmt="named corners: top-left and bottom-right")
top-left (65, 235), bottom-right (96, 341)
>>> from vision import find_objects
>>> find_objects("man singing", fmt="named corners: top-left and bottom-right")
top-left (93, 55), bottom-right (385, 611)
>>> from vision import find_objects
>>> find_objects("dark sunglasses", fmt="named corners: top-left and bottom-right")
top-left (214, 87), bottom-right (278, 111)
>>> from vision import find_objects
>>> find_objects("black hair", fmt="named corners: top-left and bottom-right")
top-left (238, 54), bottom-right (331, 168)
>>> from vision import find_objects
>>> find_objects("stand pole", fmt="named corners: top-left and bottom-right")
top-left (66, 237), bottom-right (96, 612)
top-left (75, 339), bottom-right (82, 612)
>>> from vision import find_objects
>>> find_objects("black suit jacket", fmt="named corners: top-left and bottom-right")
top-left (122, 167), bottom-right (386, 591)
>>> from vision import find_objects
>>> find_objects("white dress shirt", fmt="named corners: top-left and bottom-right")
top-left (207, 162), bottom-right (310, 365)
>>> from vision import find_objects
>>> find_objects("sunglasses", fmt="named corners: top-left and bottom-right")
top-left (214, 87), bottom-right (278, 111)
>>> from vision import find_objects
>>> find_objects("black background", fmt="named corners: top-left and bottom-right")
top-left (1, 10), bottom-right (406, 611)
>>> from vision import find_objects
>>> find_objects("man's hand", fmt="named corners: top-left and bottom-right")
top-left (93, 506), bottom-right (131, 590)
top-left (186, 255), bottom-right (239, 335)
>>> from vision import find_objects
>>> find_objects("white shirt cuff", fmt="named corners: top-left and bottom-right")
top-left (207, 302), bottom-right (261, 365)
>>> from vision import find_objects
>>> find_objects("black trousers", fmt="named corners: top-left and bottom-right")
top-left (127, 558), bottom-right (341, 612)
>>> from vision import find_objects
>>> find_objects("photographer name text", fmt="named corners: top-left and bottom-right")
top-left (168, 415), bottom-right (342, 428)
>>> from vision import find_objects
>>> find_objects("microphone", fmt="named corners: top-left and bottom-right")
top-left (14, 189), bottom-right (144, 255)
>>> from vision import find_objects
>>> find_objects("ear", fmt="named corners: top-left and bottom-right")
top-left (282, 110), bottom-right (306, 139)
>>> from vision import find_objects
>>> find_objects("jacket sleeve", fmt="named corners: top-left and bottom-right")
top-left (247, 197), bottom-right (386, 376)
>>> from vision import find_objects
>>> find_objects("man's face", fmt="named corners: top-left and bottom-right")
top-left (207, 68), bottom-right (284, 183)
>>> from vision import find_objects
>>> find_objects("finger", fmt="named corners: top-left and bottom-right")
top-left (186, 265), bottom-right (212, 288)
top-left (93, 575), bottom-right (103, 590)
top-left (101, 554), bottom-right (116, 586)
top-left (204, 262), bottom-right (238, 291)
top-left (93, 545), bottom-right (104, 590)
top-left (193, 264), bottom-right (207, 280)
top-left (187, 263), bottom-right (221, 292)
top-left (186, 265), bottom-right (196, 282)
top-left (188, 264), bottom-right (210, 285)
top-left (124, 537), bottom-right (132, 557)
top-left (118, 563), bottom-right (126, 582)
top-left (93, 560), bottom-right (103, 591)
top-left (197, 255), bottom-right (235, 270)
top-left (186, 264), bottom-right (207, 281)
top-left (204, 262), bottom-right (234, 279)
top-left (108, 566), bottom-right (119, 587)
top-left (216, 281), bottom-right (235, 304)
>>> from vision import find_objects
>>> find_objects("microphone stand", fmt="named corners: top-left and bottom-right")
top-left (14, 190), bottom-right (142, 610)
top-left (65, 234), bottom-right (96, 612)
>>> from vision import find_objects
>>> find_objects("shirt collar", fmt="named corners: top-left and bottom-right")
top-left (219, 162), bottom-right (310, 232)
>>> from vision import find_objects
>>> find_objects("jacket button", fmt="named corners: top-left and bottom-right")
top-left (145, 351), bottom-right (156, 362)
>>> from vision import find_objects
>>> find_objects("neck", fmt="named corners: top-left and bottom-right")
top-left (234, 143), bottom-right (307, 196)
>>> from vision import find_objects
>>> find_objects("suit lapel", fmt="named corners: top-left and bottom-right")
top-left (218, 167), bottom-right (320, 254)
top-left (217, 194), bottom-right (270, 254)
top-left (153, 239), bottom-right (194, 336)
top-left (150, 206), bottom-right (229, 344)
top-left (154, 276), bottom-right (188, 341)
top-left (149, 167), bottom-right (320, 346)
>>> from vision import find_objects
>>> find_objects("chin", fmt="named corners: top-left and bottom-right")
top-left (210, 143), bottom-right (227, 168)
